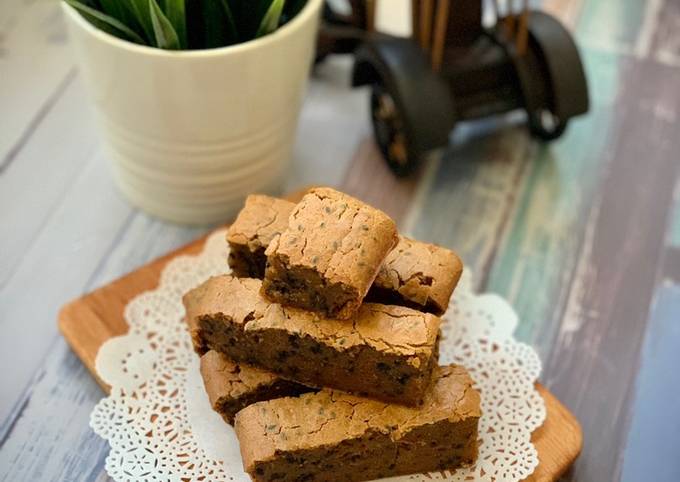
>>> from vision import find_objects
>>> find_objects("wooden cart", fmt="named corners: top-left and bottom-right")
top-left (319, 0), bottom-right (589, 174)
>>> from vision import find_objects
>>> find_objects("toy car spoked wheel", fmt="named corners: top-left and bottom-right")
top-left (370, 85), bottom-right (418, 176)
top-left (528, 108), bottom-right (568, 141)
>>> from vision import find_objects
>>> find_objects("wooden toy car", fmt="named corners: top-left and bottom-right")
top-left (319, 1), bottom-right (589, 175)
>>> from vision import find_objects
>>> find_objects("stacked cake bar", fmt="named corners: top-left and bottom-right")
top-left (183, 188), bottom-right (480, 482)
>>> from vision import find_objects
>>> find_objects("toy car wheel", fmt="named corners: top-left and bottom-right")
top-left (370, 85), bottom-right (418, 176)
top-left (528, 108), bottom-right (568, 141)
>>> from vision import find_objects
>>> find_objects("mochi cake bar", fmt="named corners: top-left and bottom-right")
top-left (184, 275), bottom-right (441, 406)
top-left (227, 194), bottom-right (462, 315)
top-left (234, 365), bottom-right (480, 482)
top-left (261, 187), bottom-right (398, 320)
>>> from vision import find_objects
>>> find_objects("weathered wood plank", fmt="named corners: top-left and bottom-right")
top-left (86, 213), bottom-right (208, 290)
top-left (620, 281), bottom-right (680, 482)
top-left (485, 47), bottom-right (621, 355)
top-left (545, 56), bottom-right (680, 481)
top-left (0, 340), bottom-right (109, 482)
top-left (0, 216), bottom-right (212, 480)
top-left (404, 124), bottom-right (532, 289)
top-left (542, 0), bottom-right (586, 29)
top-left (0, 0), bottom-right (75, 168)
top-left (0, 149), bottom-right (133, 425)
top-left (667, 187), bottom-right (680, 249)
top-left (0, 77), bottom-right (99, 288)
top-left (575, 0), bottom-right (648, 56)
top-left (285, 56), bottom-right (371, 193)
top-left (340, 138), bottom-right (423, 224)
top-left (650, 0), bottom-right (680, 67)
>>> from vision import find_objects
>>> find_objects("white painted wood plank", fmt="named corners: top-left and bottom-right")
top-left (0, 340), bottom-right (109, 482)
top-left (0, 215), bottom-right (211, 481)
top-left (0, 148), bottom-right (133, 425)
top-left (87, 212), bottom-right (209, 289)
top-left (286, 56), bottom-right (371, 192)
top-left (0, 77), bottom-right (99, 288)
top-left (0, 0), bottom-right (76, 167)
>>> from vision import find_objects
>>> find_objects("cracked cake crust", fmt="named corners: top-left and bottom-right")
top-left (234, 365), bottom-right (481, 482)
top-left (200, 350), bottom-right (312, 424)
top-left (227, 195), bottom-right (295, 278)
top-left (183, 275), bottom-right (441, 406)
top-left (262, 187), bottom-right (399, 319)
top-left (228, 195), bottom-right (461, 315)
top-left (366, 236), bottom-right (463, 315)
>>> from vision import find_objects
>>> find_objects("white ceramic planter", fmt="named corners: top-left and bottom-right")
top-left (63, 0), bottom-right (322, 225)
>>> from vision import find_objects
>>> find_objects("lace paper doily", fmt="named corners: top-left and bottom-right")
top-left (91, 230), bottom-right (545, 482)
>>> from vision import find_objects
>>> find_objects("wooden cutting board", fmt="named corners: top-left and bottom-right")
top-left (58, 193), bottom-right (582, 482)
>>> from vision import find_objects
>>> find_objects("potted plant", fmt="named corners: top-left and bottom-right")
top-left (62, 0), bottom-right (323, 224)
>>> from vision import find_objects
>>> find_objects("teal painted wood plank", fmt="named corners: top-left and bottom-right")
top-left (486, 47), bottom-right (621, 351)
top-left (405, 122), bottom-right (531, 288)
top-left (543, 56), bottom-right (680, 482)
top-left (667, 183), bottom-right (680, 248)
top-left (621, 281), bottom-right (680, 482)
top-left (576, 0), bottom-right (651, 55)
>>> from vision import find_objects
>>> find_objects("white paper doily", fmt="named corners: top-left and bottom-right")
top-left (91, 229), bottom-right (545, 482)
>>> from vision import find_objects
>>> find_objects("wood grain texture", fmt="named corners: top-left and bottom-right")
top-left (340, 138), bottom-right (423, 224)
top-left (0, 77), bottom-right (98, 287)
top-left (0, 149), bottom-right (134, 423)
top-left (286, 56), bottom-right (372, 192)
top-left (619, 282), bottom-right (680, 482)
top-left (486, 47), bottom-right (620, 355)
top-left (405, 125), bottom-right (532, 290)
top-left (0, 0), bottom-right (75, 168)
top-left (544, 55), bottom-right (680, 482)
top-left (0, 341), bottom-right (109, 482)
top-left (650, 0), bottom-right (680, 67)
top-left (58, 222), bottom-right (581, 482)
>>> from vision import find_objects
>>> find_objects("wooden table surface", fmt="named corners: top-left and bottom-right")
top-left (1, 1), bottom-right (680, 481)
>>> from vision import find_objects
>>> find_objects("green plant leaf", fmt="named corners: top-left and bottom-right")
top-left (184, 0), bottom-right (203, 48)
top-left (97, 0), bottom-right (127, 21)
top-left (256, 0), bottom-right (285, 37)
top-left (281, 0), bottom-right (306, 23)
top-left (148, 0), bottom-right (180, 49)
top-left (98, 0), bottom-right (147, 39)
top-left (201, 0), bottom-right (238, 48)
top-left (219, 0), bottom-right (238, 38)
top-left (65, 0), bottom-right (147, 44)
top-left (228, 0), bottom-right (268, 41)
top-left (128, 0), bottom-right (156, 42)
top-left (164, 0), bottom-right (187, 48)
top-left (67, 0), bottom-right (304, 50)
